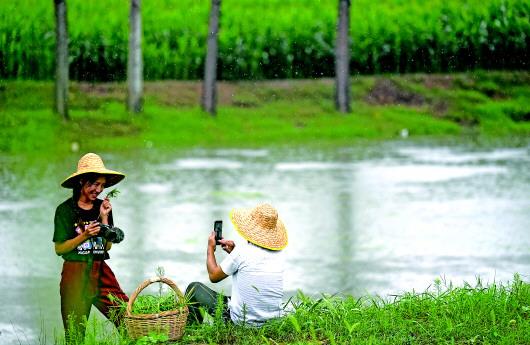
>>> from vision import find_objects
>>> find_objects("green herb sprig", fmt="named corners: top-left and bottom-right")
top-left (106, 188), bottom-right (120, 199)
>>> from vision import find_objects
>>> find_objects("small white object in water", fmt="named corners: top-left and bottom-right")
top-left (71, 141), bottom-right (80, 152)
top-left (400, 128), bottom-right (409, 138)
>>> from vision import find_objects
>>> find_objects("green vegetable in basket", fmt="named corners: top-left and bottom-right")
top-left (110, 288), bottom-right (192, 315)
top-left (132, 291), bottom-right (183, 314)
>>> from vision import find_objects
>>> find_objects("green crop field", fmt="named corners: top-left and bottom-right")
top-left (1, 0), bottom-right (528, 81)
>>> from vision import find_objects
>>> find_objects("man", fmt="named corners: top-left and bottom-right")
top-left (186, 203), bottom-right (288, 326)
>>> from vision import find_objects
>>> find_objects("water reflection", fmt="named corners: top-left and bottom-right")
top-left (0, 141), bottom-right (529, 344)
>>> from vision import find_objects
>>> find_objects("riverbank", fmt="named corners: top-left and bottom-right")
top-left (51, 275), bottom-right (530, 344)
top-left (1, 71), bottom-right (529, 154)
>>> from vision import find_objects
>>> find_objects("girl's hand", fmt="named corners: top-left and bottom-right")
top-left (100, 198), bottom-right (112, 221)
top-left (83, 221), bottom-right (100, 239)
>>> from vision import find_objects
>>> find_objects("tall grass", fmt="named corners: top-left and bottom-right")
top-left (0, 0), bottom-right (528, 81)
top-left (49, 275), bottom-right (530, 344)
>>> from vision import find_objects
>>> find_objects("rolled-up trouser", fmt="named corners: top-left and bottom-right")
top-left (185, 281), bottom-right (230, 323)
top-left (60, 260), bottom-right (128, 341)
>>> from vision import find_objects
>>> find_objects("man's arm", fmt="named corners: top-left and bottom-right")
top-left (206, 231), bottom-right (228, 283)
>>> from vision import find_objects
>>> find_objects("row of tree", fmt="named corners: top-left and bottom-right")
top-left (53, 0), bottom-right (351, 119)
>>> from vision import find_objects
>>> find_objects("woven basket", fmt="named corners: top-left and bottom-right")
top-left (125, 277), bottom-right (189, 341)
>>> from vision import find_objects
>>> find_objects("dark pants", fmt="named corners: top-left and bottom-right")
top-left (185, 282), bottom-right (230, 323)
top-left (60, 261), bottom-right (128, 342)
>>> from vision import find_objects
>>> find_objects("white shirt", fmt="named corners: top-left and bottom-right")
top-left (220, 242), bottom-right (285, 325)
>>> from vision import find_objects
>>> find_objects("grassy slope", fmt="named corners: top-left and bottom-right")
top-left (1, 71), bottom-right (529, 154)
top-left (56, 276), bottom-right (530, 344)
top-left (190, 277), bottom-right (530, 345)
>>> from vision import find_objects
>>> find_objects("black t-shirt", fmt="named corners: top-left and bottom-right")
top-left (53, 197), bottom-right (113, 261)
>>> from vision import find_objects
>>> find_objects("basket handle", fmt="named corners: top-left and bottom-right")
top-left (126, 276), bottom-right (185, 316)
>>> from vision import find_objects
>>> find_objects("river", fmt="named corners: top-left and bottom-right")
top-left (1, 140), bottom-right (529, 344)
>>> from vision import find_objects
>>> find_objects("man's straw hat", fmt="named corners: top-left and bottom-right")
top-left (61, 153), bottom-right (125, 188)
top-left (230, 203), bottom-right (288, 251)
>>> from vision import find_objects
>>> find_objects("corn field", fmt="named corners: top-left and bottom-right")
top-left (0, 0), bottom-right (528, 81)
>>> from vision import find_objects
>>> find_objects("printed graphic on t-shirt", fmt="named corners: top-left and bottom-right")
top-left (74, 221), bottom-right (105, 255)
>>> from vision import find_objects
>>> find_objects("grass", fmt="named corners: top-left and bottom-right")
top-left (49, 274), bottom-right (530, 344)
top-left (1, 71), bottom-right (529, 155)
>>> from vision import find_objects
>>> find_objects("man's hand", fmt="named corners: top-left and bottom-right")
top-left (206, 231), bottom-right (228, 283)
top-left (219, 239), bottom-right (235, 254)
top-left (208, 231), bottom-right (217, 251)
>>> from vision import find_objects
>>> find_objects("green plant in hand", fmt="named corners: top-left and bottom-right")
top-left (106, 188), bottom-right (120, 199)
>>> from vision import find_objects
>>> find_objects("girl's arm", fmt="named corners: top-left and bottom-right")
top-left (54, 222), bottom-right (100, 255)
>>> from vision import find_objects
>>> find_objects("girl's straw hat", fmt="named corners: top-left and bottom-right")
top-left (61, 153), bottom-right (125, 188)
top-left (230, 203), bottom-right (288, 251)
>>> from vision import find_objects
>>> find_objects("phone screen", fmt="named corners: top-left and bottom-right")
top-left (214, 220), bottom-right (222, 244)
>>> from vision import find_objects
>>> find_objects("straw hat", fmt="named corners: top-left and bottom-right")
top-left (61, 153), bottom-right (125, 188)
top-left (230, 203), bottom-right (288, 251)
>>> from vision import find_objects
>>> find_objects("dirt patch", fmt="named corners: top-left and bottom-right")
top-left (365, 79), bottom-right (425, 106)
top-left (422, 75), bottom-right (454, 89)
top-left (431, 100), bottom-right (449, 117)
top-left (146, 81), bottom-right (200, 106)
top-left (218, 82), bottom-right (240, 105)
top-left (74, 79), bottom-right (336, 108)
top-left (76, 82), bottom-right (124, 99)
top-left (144, 81), bottom-right (244, 106)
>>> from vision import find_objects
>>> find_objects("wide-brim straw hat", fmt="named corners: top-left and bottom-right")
top-left (61, 153), bottom-right (125, 188)
top-left (230, 203), bottom-right (288, 251)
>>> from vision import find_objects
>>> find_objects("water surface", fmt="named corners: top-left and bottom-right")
top-left (1, 140), bottom-right (529, 344)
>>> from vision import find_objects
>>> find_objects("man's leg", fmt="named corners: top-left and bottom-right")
top-left (185, 282), bottom-right (228, 323)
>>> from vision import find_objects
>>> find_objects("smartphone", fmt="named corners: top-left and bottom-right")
top-left (214, 220), bottom-right (223, 245)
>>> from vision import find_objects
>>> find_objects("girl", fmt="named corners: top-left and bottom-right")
top-left (53, 153), bottom-right (128, 341)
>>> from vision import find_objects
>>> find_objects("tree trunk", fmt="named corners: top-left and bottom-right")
top-left (127, 0), bottom-right (143, 113)
top-left (335, 0), bottom-right (351, 113)
top-left (54, 0), bottom-right (69, 120)
top-left (202, 0), bottom-right (221, 116)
